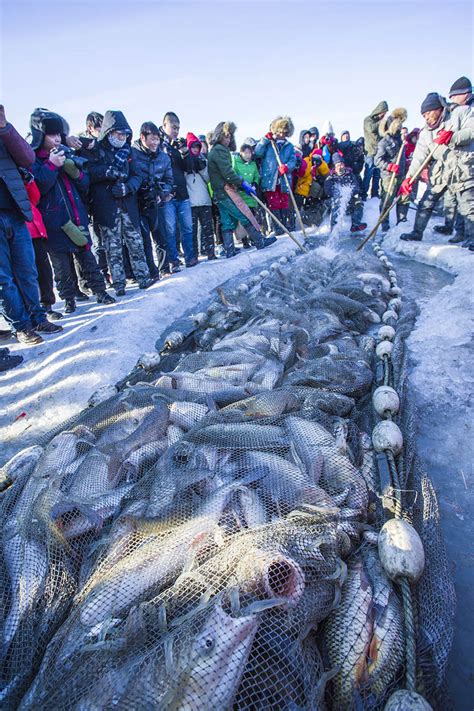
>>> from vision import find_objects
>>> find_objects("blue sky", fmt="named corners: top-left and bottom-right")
top-left (1, 0), bottom-right (473, 145)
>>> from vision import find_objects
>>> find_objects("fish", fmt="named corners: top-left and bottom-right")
top-left (323, 559), bottom-right (374, 708)
top-left (285, 356), bottom-right (373, 398)
top-left (222, 389), bottom-right (301, 419)
top-left (65, 450), bottom-right (111, 500)
top-left (284, 417), bottom-right (336, 483)
top-left (169, 401), bottom-right (209, 431)
top-left (0, 445), bottom-right (44, 491)
top-left (239, 450), bottom-right (309, 513)
top-left (302, 390), bottom-right (355, 417)
top-left (185, 423), bottom-right (288, 451)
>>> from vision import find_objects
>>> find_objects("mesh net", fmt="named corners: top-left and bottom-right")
top-left (0, 247), bottom-right (454, 710)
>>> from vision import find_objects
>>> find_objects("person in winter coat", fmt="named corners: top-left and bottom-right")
top-left (338, 136), bottom-right (365, 176)
top-left (324, 153), bottom-right (367, 233)
top-left (374, 107), bottom-right (409, 231)
top-left (299, 130), bottom-right (312, 158)
top-left (0, 105), bottom-right (62, 345)
top-left (132, 121), bottom-right (173, 280)
top-left (21, 169), bottom-right (62, 320)
top-left (158, 112), bottom-right (198, 272)
top-left (295, 150), bottom-right (330, 206)
top-left (88, 110), bottom-right (153, 295)
top-left (362, 100), bottom-right (388, 199)
top-left (31, 115), bottom-right (115, 313)
top-left (399, 92), bottom-right (474, 250)
top-left (404, 128), bottom-right (420, 171)
top-left (231, 143), bottom-right (261, 247)
top-left (207, 121), bottom-right (276, 257)
top-left (308, 127), bottom-right (320, 153)
top-left (254, 116), bottom-right (296, 233)
top-left (448, 75), bottom-right (473, 108)
top-left (185, 133), bottom-right (216, 260)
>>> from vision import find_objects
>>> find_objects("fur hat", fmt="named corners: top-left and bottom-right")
top-left (210, 121), bottom-right (237, 151)
top-left (29, 108), bottom-right (70, 150)
top-left (269, 116), bottom-right (294, 138)
top-left (379, 107), bottom-right (408, 137)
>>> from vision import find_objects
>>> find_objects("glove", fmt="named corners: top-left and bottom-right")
top-left (387, 162), bottom-right (400, 174)
top-left (434, 129), bottom-right (453, 146)
top-left (63, 159), bottom-right (80, 179)
top-left (241, 180), bottom-right (256, 196)
top-left (398, 177), bottom-right (413, 196)
top-left (106, 166), bottom-right (124, 180)
top-left (265, 132), bottom-right (274, 141)
top-left (111, 182), bottom-right (130, 198)
top-left (278, 164), bottom-right (289, 175)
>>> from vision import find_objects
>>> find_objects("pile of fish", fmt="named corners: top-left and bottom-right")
top-left (0, 250), bottom-right (418, 709)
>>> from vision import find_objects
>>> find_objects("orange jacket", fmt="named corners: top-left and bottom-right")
top-left (295, 150), bottom-right (330, 197)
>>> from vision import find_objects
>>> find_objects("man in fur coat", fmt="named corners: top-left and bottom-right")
top-left (374, 107), bottom-right (409, 231)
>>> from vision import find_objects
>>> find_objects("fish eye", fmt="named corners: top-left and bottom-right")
top-left (202, 637), bottom-right (215, 652)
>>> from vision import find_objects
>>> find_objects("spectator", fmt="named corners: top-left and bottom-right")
top-left (207, 121), bottom-right (275, 257)
top-left (308, 127), bottom-right (319, 152)
top-left (341, 130), bottom-right (350, 142)
top-left (448, 75), bottom-right (473, 108)
top-left (88, 110), bottom-right (153, 295)
top-left (374, 108), bottom-right (409, 231)
top-left (299, 130), bottom-right (312, 158)
top-left (84, 112), bottom-right (103, 140)
top-left (295, 151), bottom-right (329, 208)
top-left (401, 126), bottom-right (408, 142)
top-left (0, 105), bottom-right (62, 344)
top-left (338, 134), bottom-right (365, 175)
top-left (362, 100), bottom-right (388, 199)
top-left (21, 168), bottom-right (63, 320)
top-left (31, 113), bottom-right (115, 313)
top-left (185, 132), bottom-right (216, 260)
top-left (159, 111), bottom-right (198, 272)
top-left (324, 153), bottom-right (367, 233)
top-left (132, 121), bottom-right (173, 280)
top-left (232, 142), bottom-right (261, 246)
top-left (255, 116), bottom-right (296, 233)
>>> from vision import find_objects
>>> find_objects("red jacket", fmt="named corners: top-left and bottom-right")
top-left (25, 179), bottom-right (48, 239)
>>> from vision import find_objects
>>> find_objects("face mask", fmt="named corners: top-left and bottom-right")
top-left (109, 134), bottom-right (127, 149)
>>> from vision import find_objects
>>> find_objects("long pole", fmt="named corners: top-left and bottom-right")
top-left (269, 139), bottom-right (308, 240)
top-left (253, 193), bottom-right (308, 253)
top-left (357, 144), bottom-right (439, 251)
top-left (381, 142), bottom-right (405, 214)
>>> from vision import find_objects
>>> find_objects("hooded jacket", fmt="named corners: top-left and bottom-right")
top-left (299, 130), bottom-right (312, 158)
top-left (374, 108), bottom-right (408, 181)
top-left (131, 138), bottom-right (173, 213)
top-left (0, 123), bottom-right (34, 220)
top-left (208, 122), bottom-right (244, 201)
top-left (232, 153), bottom-right (260, 207)
top-left (295, 150), bottom-right (330, 198)
top-left (184, 133), bottom-right (211, 207)
top-left (88, 110), bottom-right (142, 229)
top-left (406, 104), bottom-right (473, 193)
top-left (363, 100), bottom-right (389, 156)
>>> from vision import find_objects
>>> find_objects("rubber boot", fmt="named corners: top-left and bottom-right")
top-left (222, 230), bottom-right (237, 258)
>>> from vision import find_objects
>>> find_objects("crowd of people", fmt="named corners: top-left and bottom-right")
top-left (0, 74), bottom-right (472, 372)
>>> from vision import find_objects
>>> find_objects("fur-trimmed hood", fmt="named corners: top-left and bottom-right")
top-left (210, 121), bottom-right (237, 151)
top-left (269, 116), bottom-right (294, 138)
top-left (379, 107), bottom-right (408, 137)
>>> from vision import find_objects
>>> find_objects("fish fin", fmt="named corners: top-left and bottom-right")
top-left (205, 394), bottom-right (217, 411)
top-left (239, 597), bottom-right (287, 615)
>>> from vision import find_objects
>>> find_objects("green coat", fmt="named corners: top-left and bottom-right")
top-left (208, 143), bottom-right (243, 201)
top-left (232, 154), bottom-right (260, 206)
top-left (363, 100), bottom-right (388, 156)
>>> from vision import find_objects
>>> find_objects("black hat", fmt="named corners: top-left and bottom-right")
top-left (449, 76), bottom-right (472, 97)
top-left (332, 152), bottom-right (343, 166)
top-left (420, 92), bottom-right (443, 114)
top-left (29, 108), bottom-right (70, 150)
top-left (42, 116), bottom-right (64, 135)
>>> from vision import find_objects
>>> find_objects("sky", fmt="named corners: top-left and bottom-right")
top-left (0, 0), bottom-right (473, 146)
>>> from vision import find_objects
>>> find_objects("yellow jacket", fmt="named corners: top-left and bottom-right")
top-left (295, 151), bottom-right (330, 197)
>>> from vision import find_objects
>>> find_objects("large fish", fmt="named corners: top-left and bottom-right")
top-left (185, 423), bottom-right (288, 451)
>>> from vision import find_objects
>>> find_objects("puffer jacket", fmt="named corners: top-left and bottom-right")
top-left (184, 133), bottom-right (211, 207)
top-left (295, 151), bottom-right (330, 198)
top-left (374, 116), bottom-right (407, 182)
top-left (324, 168), bottom-right (362, 200)
top-left (254, 137), bottom-right (296, 192)
top-left (363, 100), bottom-right (388, 156)
top-left (0, 123), bottom-right (34, 220)
top-left (407, 104), bottom-right (474, 193)
top-left (232, 153), bottom-right (260, 206)
top-left (131, 139), bottom-right (173, 211)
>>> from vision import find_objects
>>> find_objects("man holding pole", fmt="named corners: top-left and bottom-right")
top-left (374, 107), bottom-right (408, 232)
top-left (399, 92), bottom-right (474, 250)
top-left (255, 117), bottom-right (297, 234)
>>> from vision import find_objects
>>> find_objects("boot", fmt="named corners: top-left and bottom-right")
top-left (16, 329), bottom-right (43, 345)
top-left (96, 291), bottom-right (116, 305)
top-left (448, 232), bottom-right (465, 244)
top-left (42, 305), bottom-right (63, 321)
top-left (64, 299), bottom-right (76, 313)
top-left (75, 290), bottom-right (90, 302)
top-left (222, 230), bottom-right (238, 258)
top-left (245, 226), bottom-right (264, 249)
top-left (400, 231), bottom-right (422, 242)
top-left (0, 351), bottom-right (23, 372)
top-left (434, 224), bottom-right (453, 236)
top-left (35, 320), bottom-right (63, 334)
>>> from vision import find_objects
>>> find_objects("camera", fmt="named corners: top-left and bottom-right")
top-left (55, 144), bottom-right (89, 169)
top-left (139, 178), bottom-right (167, 211)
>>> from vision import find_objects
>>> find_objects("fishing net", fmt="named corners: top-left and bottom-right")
top-left (0, 245), bottom-right (454, 710)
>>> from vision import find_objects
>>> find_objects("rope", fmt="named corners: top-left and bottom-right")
top-left (401, 577), bottom-right (417, 692)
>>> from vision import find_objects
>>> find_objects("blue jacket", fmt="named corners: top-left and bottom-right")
top-left (32, 154), bottom-right (92, 253)
top-left (254, 137), bottom-right (296, 192)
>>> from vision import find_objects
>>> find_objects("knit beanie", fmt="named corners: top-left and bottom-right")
top-left (420, 92), bottom-right (443, 113)
top-left (332, 152), bottom-right (343, 166)
top-left (449, 76), bottom-right (472, 97)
